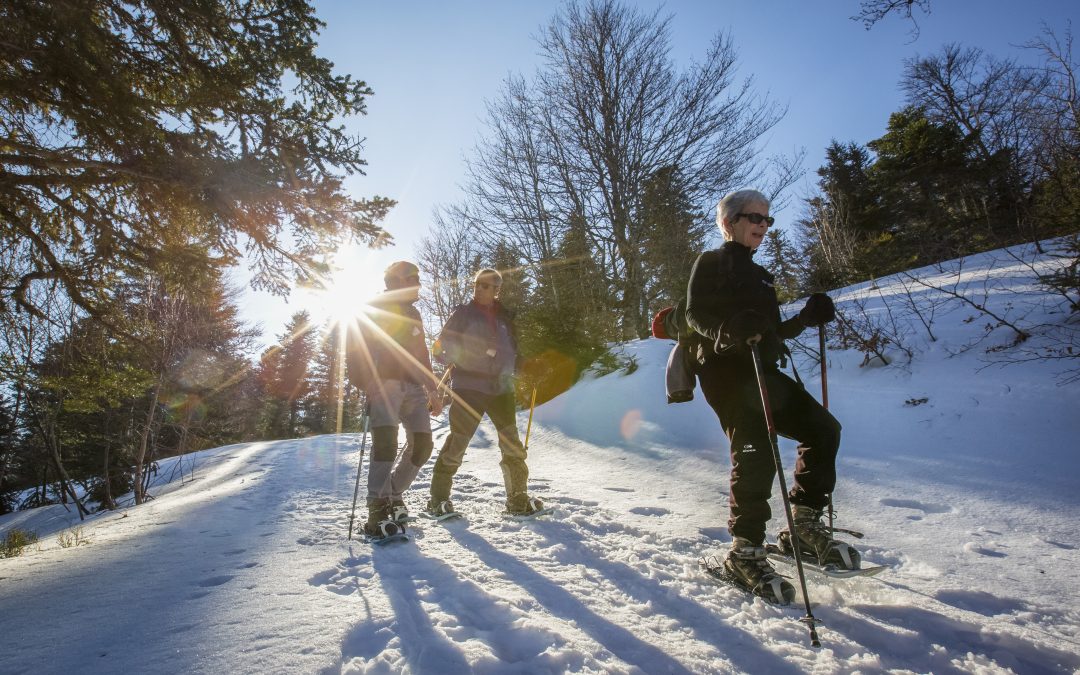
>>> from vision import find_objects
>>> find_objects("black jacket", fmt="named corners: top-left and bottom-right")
top-left (685, 242), bottom-right (805, 369)
top-left (345, 295), bottom-right (433, 390)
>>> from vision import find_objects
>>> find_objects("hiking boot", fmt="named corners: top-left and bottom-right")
top-left (426, 498), bottom-right (455, 517)
top-left (365, 499), bottom-right (395, 531)
top-left (363, 519), bottom-right (404, 539)
top-left (724, 537), bottom-right (796, 604)
top-left (391, 498), bottom-right (410, 523)
top-left (778, 505), bottom-right (861, 570)
top-left (506, 493), bottom-right (545, 516)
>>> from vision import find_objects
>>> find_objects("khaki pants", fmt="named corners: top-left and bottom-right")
top-left (430, 388), bottom-right (528, 503)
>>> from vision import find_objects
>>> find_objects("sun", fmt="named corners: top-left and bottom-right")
top-left (300, 244), bottom-right (386, 327)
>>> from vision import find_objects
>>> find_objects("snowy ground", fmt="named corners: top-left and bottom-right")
top-left (2, 242), bottom-right (1079, 674)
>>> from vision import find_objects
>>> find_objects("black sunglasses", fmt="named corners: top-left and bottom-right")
top-left (736, 212), bottom-right (775, 226)
top-left (476, 281), bottom-right (502, 291)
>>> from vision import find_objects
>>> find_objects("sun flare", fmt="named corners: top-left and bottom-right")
top-left (301, 245), bottom-right (386, 326)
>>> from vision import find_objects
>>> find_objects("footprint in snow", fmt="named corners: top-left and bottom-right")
top-left (1044, 539), bottom-right (1075, 550)
top-left (604, 487), bottom-right (635, 493)
top-left (879, 498), bottom-right (952, 514)
top-left (629, 506), bottom-right (670, 517)
top-left (963, 542), bottom-right (1007, 558)
top-left (698, 527), bottom-right (728, 542)
top-left (935, 589), bottom-right (1027, 616)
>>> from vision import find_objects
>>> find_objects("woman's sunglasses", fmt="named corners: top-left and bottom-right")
top-left (735, 212), bottom-right (775, 226)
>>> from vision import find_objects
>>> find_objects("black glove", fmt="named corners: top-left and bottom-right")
top-left (799, 293), bottom-right (835, 327)
top-left (717, 310), bottom-right (771, 353)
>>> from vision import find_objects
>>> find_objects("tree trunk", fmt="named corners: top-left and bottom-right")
top-left (133, 380), bottom-right (161, 505)
top-left (101, 434), bottom-right (116, 511)
top-left (47, 434), bottom-right (88, 519)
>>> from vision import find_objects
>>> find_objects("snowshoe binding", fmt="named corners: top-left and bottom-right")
top-left (362, 518), bottom-right (408, 545)
top-left (391, 498), bottom-right (414, 524)
top-left (422, 498), bottom-right (462, 522)
top-left (720, 538), bottom-right (796, 605)
top-left (505, 494), bottom-right (553, 520)
top-left (778, 505), bottom-right (861, 570)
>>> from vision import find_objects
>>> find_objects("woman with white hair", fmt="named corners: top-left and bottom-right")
top-left (685, 189), bottom-right (859, 603)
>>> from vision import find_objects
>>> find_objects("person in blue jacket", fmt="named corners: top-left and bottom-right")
top-left (427, 268), bottom-right (544, 517)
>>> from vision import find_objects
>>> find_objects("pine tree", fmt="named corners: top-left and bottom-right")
top-left (757, 229), bottom-right (804, 303)
top-left (1, 0), bottom-right (393, 321)
top-left (520, 220), bottom-right (615, 402)
top-left (272, 312), bottom-right (318, 438)
top-left (640, 165), bottom-right (710, 313)
top-left (306, 322), bottom-right (361, 435)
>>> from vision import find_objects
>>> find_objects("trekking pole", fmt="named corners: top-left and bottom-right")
top-left (347, 402), bottom-right (371, 541)
top-left (750, 341), bottom-right (822, 648)
top-left (523, 386), bottom-right (538, 451)
top-left (819, 325), bottom-right (834, 536)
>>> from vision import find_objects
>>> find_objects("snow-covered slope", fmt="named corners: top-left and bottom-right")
top-left (2, 242), bottom-right (1079, 674)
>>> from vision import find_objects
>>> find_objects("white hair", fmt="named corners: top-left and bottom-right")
top-left (717, 189), bottom-right (770, 240)
top-left (473, 268), bottom-right (502, 284)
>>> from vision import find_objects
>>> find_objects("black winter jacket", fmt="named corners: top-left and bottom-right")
top-left (345, 295), bottom-right (433, 390)
top-left (685, 242), bottom-right (805, 369)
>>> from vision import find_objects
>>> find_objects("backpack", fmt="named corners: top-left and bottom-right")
top-left (651, 297), bottom-right (696, 343)
top-left (651, 297), bottom-right (700, 404)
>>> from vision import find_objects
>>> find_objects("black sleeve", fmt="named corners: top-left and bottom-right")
top-left (685, 249), bottom-right (746, 347)
top-left (778, 314), bottom-right (805, 341)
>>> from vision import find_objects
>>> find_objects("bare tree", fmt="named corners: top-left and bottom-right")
top-left (1023, 24), bottom-right (1080, 236)
top-left (802, 188), bottom-right (862, 286)
top-left (902, 45), bottom-right (1055, 250)
top-left (416, 212), bottom-right (483, 330)
top-left (449, 1), bottom-right (789, 339)
top-left (853, 0), bottom-right (931, 39)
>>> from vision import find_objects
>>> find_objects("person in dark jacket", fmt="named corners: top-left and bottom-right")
top-left (686, 189), bottom-right (859, 603)
top-left (345, 261), bottom-right (444, 538)
top-left (427, 268), bottom-right (544, 517)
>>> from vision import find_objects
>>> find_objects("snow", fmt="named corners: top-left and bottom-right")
top-left (3, 242), bottom-right (1080, 674)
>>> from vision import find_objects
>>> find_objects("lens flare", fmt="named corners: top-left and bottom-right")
top-left (620, 409), bottom-right (643, 440)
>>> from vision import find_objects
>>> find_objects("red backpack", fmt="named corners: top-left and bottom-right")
top-left (651, 307), bottom-right (675, 339)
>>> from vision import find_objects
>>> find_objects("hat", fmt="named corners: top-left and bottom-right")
top-left (384, 261), bottom-right (420, 288)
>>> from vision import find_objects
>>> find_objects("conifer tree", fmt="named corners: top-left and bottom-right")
top-left (272, 312), bottom-right (318, 438)
top-left (0, 0), bottom-right (393, 322)
top-left (640, 165), bottom-right (710, 310)
top-left (757, 229), bottom-right (804, 304)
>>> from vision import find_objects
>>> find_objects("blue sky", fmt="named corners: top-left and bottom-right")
top-left (239, 0), bottom-right (1078, 349)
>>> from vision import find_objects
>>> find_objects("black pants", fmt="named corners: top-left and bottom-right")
top-left (698, 360), bottom-right (841, 545)
top-left (430, 388), bottom-right (528, 503)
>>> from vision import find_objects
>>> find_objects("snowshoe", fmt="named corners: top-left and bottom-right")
top-left (764, 544), bottom-right (886, 579)
top-left (391, 500), bottom-right (414, 524)
top-left (718, 538), bottom-right (796, 605)
top-left (422, 499), bottom-right (462, 522)
top-left (505, 494), bottom-right (553, 520)
top-left (362, 519), bottom-right (409, 545)
top-left (778, 505), bottom-right (861, 570)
